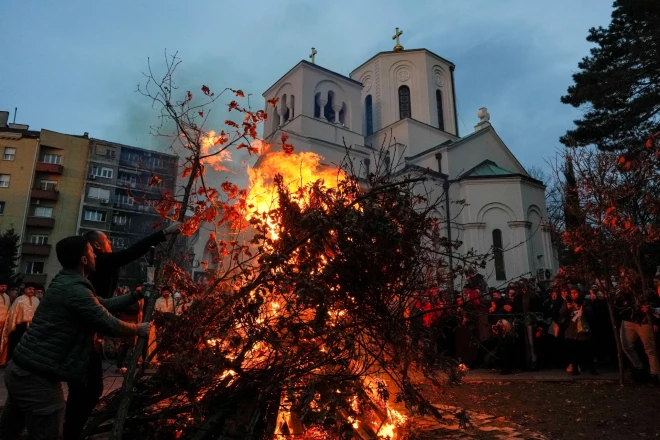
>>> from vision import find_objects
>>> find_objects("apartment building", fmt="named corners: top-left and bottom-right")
top-left (78, 138), bottom-right (184, 288)
top-left (0, 111), bottom-right (89, 286)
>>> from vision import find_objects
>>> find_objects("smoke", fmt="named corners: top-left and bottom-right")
top-left (111, 52), bottom-right (264, 191)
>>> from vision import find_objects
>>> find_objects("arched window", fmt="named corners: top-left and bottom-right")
top-left (492, 229), bottom-right (506, 280)
top-left (314, 93), bottom-right (321, 118)
top-left (338, 103), bottom-right (346, 126)
top-left (398, 85), bottom-right (411, 120)
top-left (282, 95), bottom-right (289, 123)
top-left (365, 94), bottom-right (373, 135)
top-left (289, 95), bottom-right (295, 120)
top-left (325, 91), bottom-right (335, 123)
top-left (436, 90), bottom-right (444, 131)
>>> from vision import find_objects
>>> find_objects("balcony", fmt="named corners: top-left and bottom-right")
top-left (22, 243), bottom-right (52, 256)
top-left (26, 216), bottom-right (55, 228)
top-left (31, 188), bottom-right (59, 201)
top-left (22, 273), bottom-right (47, 285)
top-left (35, 163), bottom-right (64, 174)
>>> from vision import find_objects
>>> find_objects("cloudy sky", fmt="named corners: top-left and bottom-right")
top-left (1, 0), bottom-right (612, 175)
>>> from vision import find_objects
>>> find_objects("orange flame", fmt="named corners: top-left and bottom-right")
top-left (245, 151), bottom-right (344, 239)
top-left (200, 130), bottom-right (232, 172)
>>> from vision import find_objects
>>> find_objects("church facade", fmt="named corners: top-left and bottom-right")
top-left (260, 42), bottom-right (557, 287)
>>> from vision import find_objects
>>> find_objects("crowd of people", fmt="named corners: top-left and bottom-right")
top-left (413, 272), bottom-right (660, 385)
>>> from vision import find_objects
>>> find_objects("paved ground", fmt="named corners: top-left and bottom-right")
top-left (4, 366), bottom-right (617, 439)
top-left (413, 404), bottom-right (549, 440)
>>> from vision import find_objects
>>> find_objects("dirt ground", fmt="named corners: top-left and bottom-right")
top-left (432, 381), bottom-right (660, 439)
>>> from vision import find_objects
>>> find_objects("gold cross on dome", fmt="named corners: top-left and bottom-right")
top-left (392, 27), bottom-right (404, 52)
top-left (309, 47), bottom-right (318, 64)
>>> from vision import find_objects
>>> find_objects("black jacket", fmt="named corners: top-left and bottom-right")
top-left (90, 231), bottom-right (166, 298)
top-left (13, 269), bottom-right (139, 383)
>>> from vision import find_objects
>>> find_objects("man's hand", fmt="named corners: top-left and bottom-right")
top-left (137, 322), bottom-right (153, 337)
top-left (503, 305), bottom-right (512, 313)
top-left (164, 221), bottom-right (182, 235)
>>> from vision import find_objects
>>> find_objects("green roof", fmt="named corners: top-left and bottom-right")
top-left (461, 160), bottom-right (515, 177)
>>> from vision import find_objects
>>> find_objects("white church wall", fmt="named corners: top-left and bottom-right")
top-left (425, 59), bottom-right (458, 136)
top-left (367, 119), bottom-right (455, 159)
top-left (446, 129), bottom-right (527, 179)
top-left (351, 50), bottom-right (456, 134)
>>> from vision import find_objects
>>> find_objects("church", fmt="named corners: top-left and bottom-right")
top-left (259, 30), bottom-right (558, 287)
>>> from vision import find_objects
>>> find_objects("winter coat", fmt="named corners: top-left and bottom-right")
top-left (90, 231), bottom-right (166, 299)
top-left (12, 269), bottom-right (139, 384)
top-left (561, 299), bottom-right (593, 341)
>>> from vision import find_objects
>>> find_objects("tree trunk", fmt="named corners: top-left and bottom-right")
top-left (605, 294), bottom-right (625, 385)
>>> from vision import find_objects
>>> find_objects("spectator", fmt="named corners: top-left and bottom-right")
top-left (0, 236), bottom-right (150, 439)
top-left (513, 284), bottom-right (543, 370)
top-left (7, 288), bottom-right (19, 304)
top-left (0, 283), bottom-right (10, 342)
top-left (34, 285), bottom-right (45, 300)
top-left (563, 286), bottom-right (597, 375)
top-left (0, 283), bottom-right (40, 365)
top-left (616, 281), bottom-right (659, 385)
top-left (155, 286), bottom-right (176, 315)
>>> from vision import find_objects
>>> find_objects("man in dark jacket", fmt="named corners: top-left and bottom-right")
top-left (0, 236), bottom-right (151, 440)
top-left (61, 224), bottom-right (180, 440)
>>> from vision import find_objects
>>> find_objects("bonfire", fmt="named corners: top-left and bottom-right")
top-left (95, 55), bottom-right (466, 439)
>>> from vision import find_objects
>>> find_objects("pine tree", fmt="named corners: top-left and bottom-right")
top-left (0, 228), bottom-right (21, 287)
top-left (560, 0), bottom-right (660, 151)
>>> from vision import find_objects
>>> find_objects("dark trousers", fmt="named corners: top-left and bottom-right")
top-left (0, 360), bottom-right (66, 440)
top-left (567, 338), bottom-right (594, 372)
top-left (6, 324), bottom-right (27, 363)
top-left (62, 350), bottom-right (104, 440)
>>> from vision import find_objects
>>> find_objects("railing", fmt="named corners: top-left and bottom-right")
top-left (26, 217), bottom-right (55, 228)
top-left (35, 163), bottom-right (64, 174)
top-left (21, 243), bottom-right (52, 256)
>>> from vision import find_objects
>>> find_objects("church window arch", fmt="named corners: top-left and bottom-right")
top-left (436, 89), bottom-right (444, 131)
top-left (282, 94), bottom-right (290, 123)
top-left (492, 229), bottom-right (506, 280)
top-left (365, 95), bottom-right (373, 135)
top-left (325, 90), bottom-right (336, 123)
top-left (339, 102), bottom-right (346, 126)
top-left (398, 85), bottom-right (411, 120)
top-left (289, 95), bottom-right (295, 120)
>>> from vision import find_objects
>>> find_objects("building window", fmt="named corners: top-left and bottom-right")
top-left (116, 193), bottom-right (134, 206)
top-left (88, 187), bottom-right (111, 200)
top-left (34, 207), bottom-right (53, 218)
top-left (105, 149), bottom-right (116, 158)
top-left (26, 261), bottom-right (44, 274)
top-left (39, 180), bottom-right (58, 191)
top-left (0, 175), bottom-right (9, 188)
top-left (314, 93), bottom-right (321, 118)
top-left (92, 166), bottom-right (113, 179)
top-left (492, 229), bottom-right (506, 280)
top-left (111, 237), bottom-right (125, 249)
top-left (0, 201), bottom-right (5, 215)
top-left (3, 147), bottom-right (16, 161)
top-left (30, 235), bottom-right (49, 245)
top-left (436, 90), bottom-right (444, 131)
top-left (365, 95), bottom-right (373, 136)
top-left (42, 154), bottom-right (62, 164)
top-left (398, 85), bottom-right (411, 119)
top-left (324, 91), bottom-right (336, 123)
top-left (84, 209), bottom-right (106, 222)
top-left (118, 172), bottom-right (137, 188)
top-left (113, 214), bottom-right (130, 226)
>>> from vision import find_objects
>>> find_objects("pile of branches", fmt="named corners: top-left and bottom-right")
top-left (96, 159), bottom-right (465, 439)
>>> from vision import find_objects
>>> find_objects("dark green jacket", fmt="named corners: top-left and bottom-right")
top-left (13, 269), bottom-right (139, 383)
